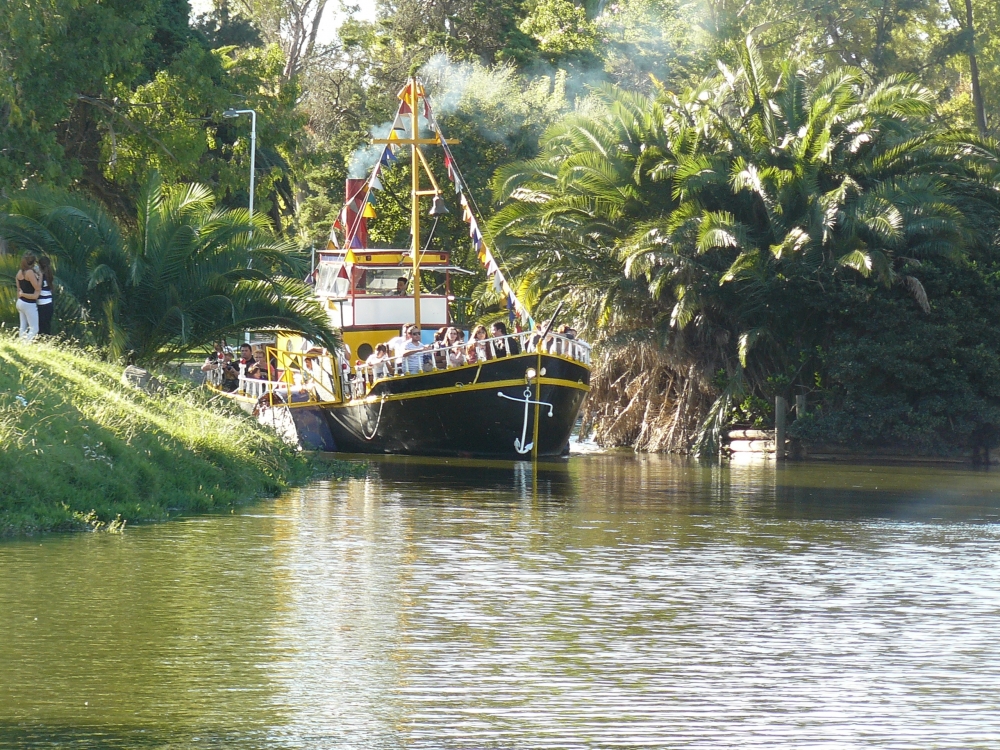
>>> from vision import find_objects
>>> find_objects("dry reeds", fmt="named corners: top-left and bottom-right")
top-left (581, 339), bottom-right (720, 453)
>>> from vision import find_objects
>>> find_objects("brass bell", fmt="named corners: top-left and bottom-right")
top-left (429, 195), bottom-right (449, 217)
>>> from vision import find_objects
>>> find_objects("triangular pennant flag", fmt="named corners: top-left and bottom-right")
top-left (345, 248), bottom-right (357, 265)
top-left (392, 113), bottom-right (405, 132)
top-left (493, 273), bottom-right (503, 293)
top-left (362, 203), bottom-right (376, 219)
top-left (423, 97), bottom-right (431, 119)
top-left (366, 192), bottom-right (376, 205)
top-left (486, 257), bottom-right (498, 275)
top-left (370, 175), bottom-right (383, 190)
top-left (350, 236), bottom-right (363, 249)
top-left (327, 236), bottom-right (339, 250)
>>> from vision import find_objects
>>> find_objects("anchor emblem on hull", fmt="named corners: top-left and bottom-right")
top-left (498, 387), bottom-right (554, 454)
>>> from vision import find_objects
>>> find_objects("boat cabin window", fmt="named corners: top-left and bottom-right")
top-left (315, 261), bottom-right (449, 298)
top-left (363, 269), bottom-right (411, 295)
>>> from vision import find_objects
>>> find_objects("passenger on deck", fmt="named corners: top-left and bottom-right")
top-left (201, 341), bottom-right (225, 372)
top-left (394, 277), bottom-right (408, 296)
top-left (445, 327), bottom-right (466, 367)
top-left (387, 325), bottom-right (409, 359)
top-left (466, 324), bottom-right (491, 364)
top-left (432, 326), bottom-right (448, 370)
top-left (526, 321), bottom-right (544, 352)
top-left (220, 352), bottom-right (240, 392)
top-left (239, 344), bottom-right (256, 378)
top-left (247, 346), bottom-right (266, 379)
top-left (402, 325), bottom-right (425, 375)
top-left (366, 343), bottom-right (391, 380)
top-left (490, 321), bottom-right (521, 357)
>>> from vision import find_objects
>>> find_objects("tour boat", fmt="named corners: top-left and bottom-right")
top-left (208, 78), bottom-right (591, 460)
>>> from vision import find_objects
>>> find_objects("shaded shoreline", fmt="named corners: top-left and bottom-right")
top-left (0, 335), bottom-right (364, 537)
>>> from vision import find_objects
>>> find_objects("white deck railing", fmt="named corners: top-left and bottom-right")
top-left (352, 331), bottom-right (591, 397)
top-left (206, 350), bottom-right (342, 406)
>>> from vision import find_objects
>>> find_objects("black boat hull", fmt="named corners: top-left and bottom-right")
top-left (322, 352), bottom-right (589, 459)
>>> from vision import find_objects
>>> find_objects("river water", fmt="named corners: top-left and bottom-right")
top-left (2, 454), bottom-right (1000, 748)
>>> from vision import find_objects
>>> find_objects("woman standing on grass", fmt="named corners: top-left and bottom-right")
top-left (36, 256), bottom-right (54, 336)
top-left (15, 252), bottom-right (40, 341)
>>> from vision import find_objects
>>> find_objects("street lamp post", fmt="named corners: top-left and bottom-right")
top-left (224, 108), bottom-right (257, 345)
top-left (222, 108), bottom-right (257, 226)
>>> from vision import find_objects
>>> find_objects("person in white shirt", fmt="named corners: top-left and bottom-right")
top-left (401, 326), bottom-right (425, 375)
top-left (366, 343), bottom-right (391, 380)
top-left (385, 324), bottom-right (411, 375)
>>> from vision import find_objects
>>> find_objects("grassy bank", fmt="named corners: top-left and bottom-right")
top-left (0, 335), bottom-right (363, 536)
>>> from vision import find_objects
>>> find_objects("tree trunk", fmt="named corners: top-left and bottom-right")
top-left (965, 0), bottom-right (988, 136)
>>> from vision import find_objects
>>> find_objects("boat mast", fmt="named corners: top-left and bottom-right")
top-left (410, 75), bottom-right (421, 329)
top-left (373, 78), bottom-right (458, 329)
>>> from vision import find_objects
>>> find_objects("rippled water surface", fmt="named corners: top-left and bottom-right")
top-left (3, 455), bottom-right (1000, 748)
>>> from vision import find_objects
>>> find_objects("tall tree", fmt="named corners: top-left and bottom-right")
top-left (231, 0), bottom-right (330, 79)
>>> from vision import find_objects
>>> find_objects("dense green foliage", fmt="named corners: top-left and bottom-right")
top-left (1, 174), bottom-right (340, 364)
top-left (790, 257), bottom-right (1000, 455)
top-left (491, 41), bottom-right (1000, 453)
top-left (0, 335), bottom-right (364, 536)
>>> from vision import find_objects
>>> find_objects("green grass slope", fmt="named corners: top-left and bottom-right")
top-left (0, 334), bottom-right (356, 536)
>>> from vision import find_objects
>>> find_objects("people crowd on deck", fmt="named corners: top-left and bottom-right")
top-left (202, 321), bottom-right (584, 397)
top-left (355, 320), bottom-right (581, 383)
top-left (202, 340), bottom-right (283, 392)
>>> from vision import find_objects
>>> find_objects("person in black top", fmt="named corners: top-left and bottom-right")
top-left (490, 321), bottom-right (521, 357)
top-left (239, 343), bottom-right (256, 377)
top-left (15, 252), bottom-right (40, 341)
top-left (36, 256), bottom-right (54, 335)
top-left (219, 352), bottom-right (240, 392)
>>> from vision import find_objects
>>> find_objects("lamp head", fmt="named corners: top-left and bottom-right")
top-left (223, 109), bottom-right (239, 118)
top-left (429, 195), bottom-right (449, 217)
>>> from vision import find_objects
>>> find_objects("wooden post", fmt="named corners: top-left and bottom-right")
top-left (775, 396), bottom-right (787, 460)
top-left (795, 394), bottom-right (806, 418)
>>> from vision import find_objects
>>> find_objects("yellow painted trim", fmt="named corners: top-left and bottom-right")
top-left (205, 383), bottom-right (341, 409)
top-left (341, 376), bottom-right (590, 408)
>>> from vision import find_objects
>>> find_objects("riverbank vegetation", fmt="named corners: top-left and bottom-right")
top-left (0, 335), bottom-right (363, 536)
top-left (6, 0), bottom-right (1000, 455)
top-left (1, 173), bottom-right (340, 362)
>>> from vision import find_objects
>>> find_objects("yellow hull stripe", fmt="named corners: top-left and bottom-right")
top-left (338, 376), bottom-right (589, 408)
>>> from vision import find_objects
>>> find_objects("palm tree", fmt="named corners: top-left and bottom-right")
top-left (490, 40), bottom-right (993, 453)
top-left (1, 172), bottom-right (339, 364)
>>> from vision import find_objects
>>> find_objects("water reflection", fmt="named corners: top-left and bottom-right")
top-left (2, 455), bottom-right (1000, 748)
